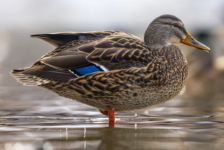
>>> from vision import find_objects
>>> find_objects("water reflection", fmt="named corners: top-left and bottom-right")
top-left (0, 98), bottom-right (224, 150)
top-left (1, 125), bottom-right (224, 150)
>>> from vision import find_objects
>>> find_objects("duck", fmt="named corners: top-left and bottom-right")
top-left (11, 14), bottom-right (210, 127)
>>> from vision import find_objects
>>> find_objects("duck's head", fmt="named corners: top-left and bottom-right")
top-left (144, 14), bottom-right (210, 52)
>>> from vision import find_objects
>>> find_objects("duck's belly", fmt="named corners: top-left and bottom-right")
top-left (87, 85), bottom-right (183, 111)
top-left (46, 81), bottom-right (185, 111)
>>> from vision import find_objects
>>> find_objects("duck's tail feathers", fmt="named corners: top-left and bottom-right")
top-left (30, 32), bottom-right (97, 47)
top-left (11, 68), bottom-right (50, 86)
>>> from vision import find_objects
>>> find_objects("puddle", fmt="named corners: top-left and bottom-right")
top-left (0, 98), bottom-right (224, 150)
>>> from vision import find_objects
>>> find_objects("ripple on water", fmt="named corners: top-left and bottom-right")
top-left (0, 98), bottom-right (224, 150)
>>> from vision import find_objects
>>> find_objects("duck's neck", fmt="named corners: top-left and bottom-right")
top-left (144, 24), bottom-right (169, 50)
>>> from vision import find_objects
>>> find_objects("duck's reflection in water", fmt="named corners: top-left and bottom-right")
top-left (43, 128), bottom-right (187, 150)
top-left (2, 120), bottom-right (224, 150)
top-left (1, 99), bottom-right (224, 150)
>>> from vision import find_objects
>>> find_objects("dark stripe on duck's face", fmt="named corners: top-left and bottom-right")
top-left (158, 21), bottom-right (187, 39)
top-left (70, 64), bottom-right (104, 76)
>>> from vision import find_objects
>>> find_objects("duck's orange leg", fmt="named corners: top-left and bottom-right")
top-left (99, 108), bottom-right (115, 128)
top-left (108, 108), bottom-right (115, 127)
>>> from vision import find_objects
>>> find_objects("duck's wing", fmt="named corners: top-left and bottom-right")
top-left (12, 31), bottom-right (154, 86)
top-left (36, 31), bottom-right (152, 71)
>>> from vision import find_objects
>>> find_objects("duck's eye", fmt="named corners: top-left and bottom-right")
top-left (172, 23), bottom-right (180, 28)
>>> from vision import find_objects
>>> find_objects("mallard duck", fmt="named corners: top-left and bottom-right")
top-left (11, 14), bottom-right (210, 127)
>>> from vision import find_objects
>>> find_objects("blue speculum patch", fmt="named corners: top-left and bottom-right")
top-left (71, 64), bottom-right (103, 76)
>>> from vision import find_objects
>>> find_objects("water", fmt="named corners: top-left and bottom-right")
top-left (0, 97), bottom-right (224, 150)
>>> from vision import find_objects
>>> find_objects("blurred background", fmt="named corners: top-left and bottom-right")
top-left (1, 0), bottom-right (224, 150)
top-left (1, 0), bottom-right (224, 101)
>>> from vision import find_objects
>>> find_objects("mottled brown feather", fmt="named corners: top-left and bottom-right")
top-left (11, 30), bottom-right (188, 111)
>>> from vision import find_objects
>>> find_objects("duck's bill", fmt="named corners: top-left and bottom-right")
top-left (180, 32), bottom-right (210, 53)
